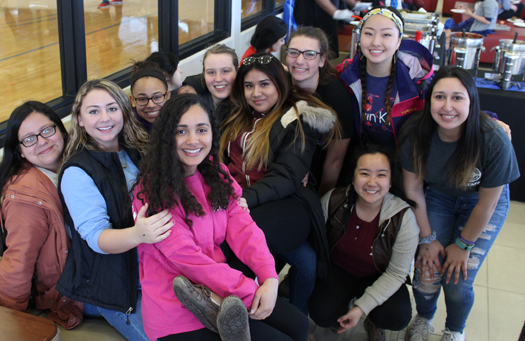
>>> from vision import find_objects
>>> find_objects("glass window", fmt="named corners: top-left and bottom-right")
top-left (241, 0), bottom-right (262, 19)
top-left (84, 1), bottom-right (159, 80)
top-left (0, 2), bottom-right (62, 123)
top-left (275, 0), bottom-right (285, 9)
top-left (178, 0), bottom-right (215, 44)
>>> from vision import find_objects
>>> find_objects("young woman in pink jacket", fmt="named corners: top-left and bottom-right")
top-left (132, 94), bottom-right (309, 341)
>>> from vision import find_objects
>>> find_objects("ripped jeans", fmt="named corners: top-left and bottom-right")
top-left (412, 185), bottom-right (509, 333)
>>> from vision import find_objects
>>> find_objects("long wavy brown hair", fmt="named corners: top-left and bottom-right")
top-left (220, 53), bottom-right (337, 170)
top-left (134, 94), bottom-right (236, 227)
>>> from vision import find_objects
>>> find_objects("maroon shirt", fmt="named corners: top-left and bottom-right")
top-left (331, 206), bottom-right (381, 278)
top-left (227, 113), bottom-right (267, 188)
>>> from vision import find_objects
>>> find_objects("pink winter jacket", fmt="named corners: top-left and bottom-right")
top-left (132, 167), bottom-right (278, 341)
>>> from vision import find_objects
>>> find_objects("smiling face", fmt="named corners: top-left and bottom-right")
top-left (244, 69), bottom-right (279, 114)
top-left (269, 34), bottom-right (287, 53)
top-left (430, 77), bottom-right (471, 142)
top-left (79, 89), bottom-right (124, 152)
top-left (286, 36), bottom-right (326, 91)
top-left (131, 76), bottom-right (170, 124)
top-left (360, 14), bottom-right (402, 77)
top-left (203, 53), bottom-right (237, 106)
top-left (176, 104), bottom-right (213, 177)
top-left (353, 153), bottom-right (391, 210)
top-left (18, 112), bottom-right (65, 172)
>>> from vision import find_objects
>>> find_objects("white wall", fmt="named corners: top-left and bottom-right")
top-left (178, 0), bottom-right (282, 78)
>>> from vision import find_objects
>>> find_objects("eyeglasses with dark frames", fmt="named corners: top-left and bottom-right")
top-left (242, 55), bottom-right (274, 66)
top-left (285, 48), bottom-right (322, 60)
top-left (133, 92), bottom-right (168, 106)
top-left (19, 124), bottom-right (57, 147)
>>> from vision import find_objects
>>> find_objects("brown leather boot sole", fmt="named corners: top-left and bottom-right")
top-left (172, 276), bottom-right (221, 333)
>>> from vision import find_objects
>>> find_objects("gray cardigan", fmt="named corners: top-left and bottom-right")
top-left (321, 191), bottom-right (420, 315)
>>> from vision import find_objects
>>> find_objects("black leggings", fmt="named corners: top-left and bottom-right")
top-left (498, 2), bottom-right (524, 19)
top-left (159, 297), bottom-right (309, 341)
top-left (249, 196), bottom-right (311, 255)
top-left (309, 263), bottom-right (412, 331)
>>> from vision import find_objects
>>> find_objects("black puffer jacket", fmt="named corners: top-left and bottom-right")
top-left (224, 101), bottom-right (337, 281)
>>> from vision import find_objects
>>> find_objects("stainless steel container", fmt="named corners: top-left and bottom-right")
top-left (500, 53), bottom-right (520, 90)
top-left (402, 12), bottom-right (440, 54)
top-left (492, 45), bottom-right (502, 72)
top-left (350, 25), bottom-right (360, 59)
top-left (492, 39), bottom-right (525, 75)
top-left (447, 32), bottom-right (485, 70)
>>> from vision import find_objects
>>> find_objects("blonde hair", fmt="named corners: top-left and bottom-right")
top-left (62, 79), bottom-right (149, 166)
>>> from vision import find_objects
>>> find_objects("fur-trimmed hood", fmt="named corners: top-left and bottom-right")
top-left (281, 100), bottom-right (337, 134)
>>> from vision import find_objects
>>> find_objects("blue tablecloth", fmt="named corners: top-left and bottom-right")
top-left (475, 77), bottom-right (525, 92)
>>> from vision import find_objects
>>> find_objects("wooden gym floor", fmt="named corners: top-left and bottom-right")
top-left (0, 0), bottom-right (214, 123)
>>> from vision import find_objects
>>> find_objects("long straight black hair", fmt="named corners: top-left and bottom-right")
top-left (0, 101), bottom-right (68, 193)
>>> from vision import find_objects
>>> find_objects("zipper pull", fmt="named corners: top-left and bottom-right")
top-left (126, 307), bottom-right (133, 324)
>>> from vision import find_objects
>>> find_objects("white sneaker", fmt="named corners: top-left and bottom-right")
top-left (441, 329), bottom-right (465, 341)
top-left (405, 315), bottom-right (434, 341)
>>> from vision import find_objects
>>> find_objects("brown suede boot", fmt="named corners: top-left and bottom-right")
top-left (364, 317), bottom-right (386, 341)
top-left (172, 276), bottom-right (223, 332)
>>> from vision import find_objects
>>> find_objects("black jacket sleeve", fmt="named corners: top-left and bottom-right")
top-left (242, 119), bottom-right (319, 208)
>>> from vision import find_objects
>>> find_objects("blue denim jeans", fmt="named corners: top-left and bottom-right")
top-left (412, 185), bottom-right (510, 333)
top-left (84, 290), bottom-right (149, 341)
top-left (277, 240), bottom-right (317, 316)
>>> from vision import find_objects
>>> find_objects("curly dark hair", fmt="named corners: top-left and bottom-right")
top-left (134, 94), bottom-right (236, 227)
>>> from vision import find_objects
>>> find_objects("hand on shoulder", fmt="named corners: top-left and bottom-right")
top-left (133, 203), bottom-right (174, 245)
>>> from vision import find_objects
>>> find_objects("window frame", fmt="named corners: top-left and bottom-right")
top-left (178, 0), bottom-right (232, 59)
top-left (240, 0), bottom-right (282, 31)
top-left (0, 0), bottom-right (234, 147)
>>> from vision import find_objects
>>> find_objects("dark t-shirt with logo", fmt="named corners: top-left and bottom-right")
top-left (401, 121), bottom-right (520, 197)
top-left (361, 74), bottom-right (396, 149)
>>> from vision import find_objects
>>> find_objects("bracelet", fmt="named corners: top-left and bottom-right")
top-left (455, 237), bottom-right (475, 251)
top-left (459, 235), bottom-right (475, 245)
top-left (419, 230), bottom-right (437, 244)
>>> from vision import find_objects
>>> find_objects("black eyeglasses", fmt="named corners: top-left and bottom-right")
top-left (19, 124), bottom-right (57, 147)
top-left (242, 55), bottom-right (274, 66)
top-left (285, 48), bottom-right (322, 60)
top-left (133, 92), bottom-right (168, 106)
